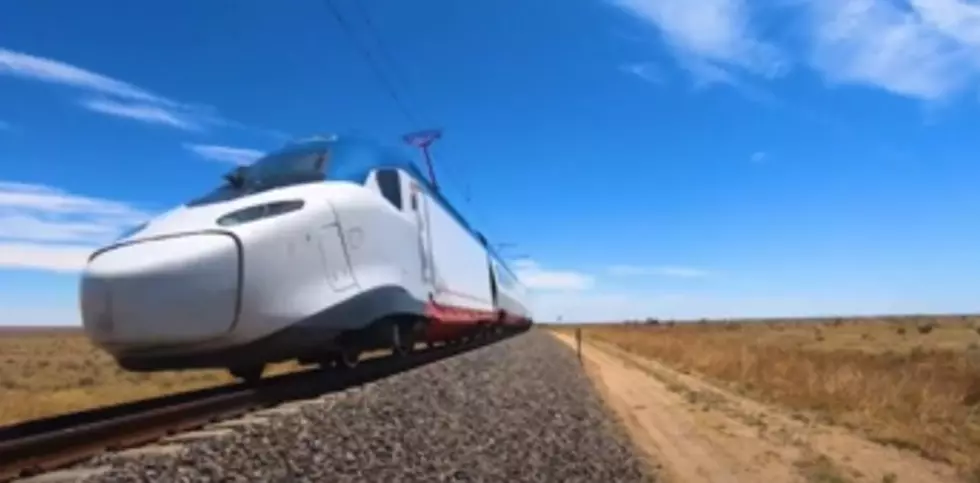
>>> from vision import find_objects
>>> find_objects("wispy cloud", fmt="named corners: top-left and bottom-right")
top-left (510, 260), bottom-right (927, 322)
top-left (805, 0), bottom-right (980, 101)
top-left (620, 61), bottom-right (663, 84)
top-left (0, 180), bottom-right (152, 272)
top-left (610, 0), bottom-right (980, 103)
top-left (184, 143), bottom-right (265, 165)
top-left (0, 47), bottom-right (173, 105)
top-left (81, 98), bottom-right (199, 130)
top-left (512, 259), bottom-right (713, 317)
top-left (512, 259), bottom-right (595, 291)
top-left (0, 47), bottom-right (211, 130)
top-left (607, 264), bottom-right (711, 278)
top-left (610, 0), bottom-right (787, 86)
top-left (532, 290), bottom-right (918, 323)
top-left (0, 243), bottom-right (97, 273)
top-left (0, 214), bottom-right (125, 243)
top-left (750, 150), bottom-right (767, 163)
top-left (0, 181), bottom-right (145, 218)
top-left (0, 47), bottom-right (286, 136)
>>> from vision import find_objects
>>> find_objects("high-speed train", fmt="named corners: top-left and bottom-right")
top-left (79, 134), bottom-right (533, 381)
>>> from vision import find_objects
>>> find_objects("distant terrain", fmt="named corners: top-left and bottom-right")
top-left (0, 328), bottom-right (303, 426)
top-left (3, 314), bottom-right (978, 480)
top-left (550, 314), bottom-right (980, 481)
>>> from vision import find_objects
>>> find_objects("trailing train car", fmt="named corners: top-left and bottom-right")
top-left (79, 134), bottom-right (532, 381)
top-left (487, 253), bottom-right (532, 328)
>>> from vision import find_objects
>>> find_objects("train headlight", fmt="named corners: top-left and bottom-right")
top-left (216, 200), bottom-right (305, 227)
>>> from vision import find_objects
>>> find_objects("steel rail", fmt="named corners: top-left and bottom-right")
top-left (0, 330), bottom-right (521, 482)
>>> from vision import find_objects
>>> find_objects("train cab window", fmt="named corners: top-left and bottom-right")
top-left (375, 169), bottom-right (402, 210)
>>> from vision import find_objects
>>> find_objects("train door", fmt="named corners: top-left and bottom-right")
top-left (479, 234), bottom-right (499, 309)
top-left (410, 184), bottom-right (435, 287)
top-left (315, 222), bottom-right (357, 292)
top-left (488, 261), bottom-right (499, 309)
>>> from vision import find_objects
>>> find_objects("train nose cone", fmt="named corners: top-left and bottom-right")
top-left (81, 232), bottom-right (242, 348)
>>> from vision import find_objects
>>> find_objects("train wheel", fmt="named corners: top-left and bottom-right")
top-left (336, 347), bottom-right (361, 369)
top-left (229, 364), bottom-right (264, 384)
top-left (391, 321), bottom-right (416, 357)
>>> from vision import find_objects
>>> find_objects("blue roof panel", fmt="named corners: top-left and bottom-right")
top-left (268, 136), bottom-right (522, 285)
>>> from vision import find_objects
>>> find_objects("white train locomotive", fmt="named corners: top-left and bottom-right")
top-left (79, 134), bottom-right (533, 381)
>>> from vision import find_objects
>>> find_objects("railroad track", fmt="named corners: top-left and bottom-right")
top-left (0, 330), bottom-right (521, 482)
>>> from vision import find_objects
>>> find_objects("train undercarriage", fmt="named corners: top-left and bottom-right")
top-left (234, 315), bottom-right (529, 384)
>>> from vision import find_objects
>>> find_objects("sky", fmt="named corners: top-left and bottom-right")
top-left (3, 0), bottom-right (980, 325)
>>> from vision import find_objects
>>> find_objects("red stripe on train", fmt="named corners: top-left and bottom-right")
top-left (422, 301), bottom-right (527, 340)
top-left (424, 301), bottom-right (493, 324)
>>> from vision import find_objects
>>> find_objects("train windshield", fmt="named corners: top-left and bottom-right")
top-left (230, 149), bottom-right (329, 188)
top-left (186, 136), bottom-right (415, 208)
top-left (187, 148), bottom-right (330, 207)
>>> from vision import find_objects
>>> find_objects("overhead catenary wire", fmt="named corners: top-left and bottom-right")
top-left (345, 0), bottom-right (417, 100)
top-left (338, 0), bottom-right (474, 205)
top-left (318, 0), bottom-right (419, 128)
top-left (318, 0), bottom-right (510, 255)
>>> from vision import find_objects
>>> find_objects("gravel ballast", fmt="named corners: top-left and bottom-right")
top-left (78, 330), bottom-right (654, 482)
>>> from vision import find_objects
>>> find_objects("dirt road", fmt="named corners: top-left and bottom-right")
top-left (552, 332), bottom-right (960, 483)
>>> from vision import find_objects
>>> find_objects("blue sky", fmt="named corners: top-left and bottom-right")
top-left (2, 0), bottom-right (980, 325)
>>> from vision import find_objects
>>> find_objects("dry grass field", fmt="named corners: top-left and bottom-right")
top-left (551, 315), bottom-right (980, 478)
top-left (0, 327), bottom-right (304, 427)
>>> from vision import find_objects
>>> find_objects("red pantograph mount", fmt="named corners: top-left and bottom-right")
top-left (402, 129), bottom-right (443, 191)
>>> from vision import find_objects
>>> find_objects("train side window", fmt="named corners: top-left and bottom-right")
top-left (410, 192), bottom-right (418, 211)
top-left (375, 169), bottom-right (402, 210)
